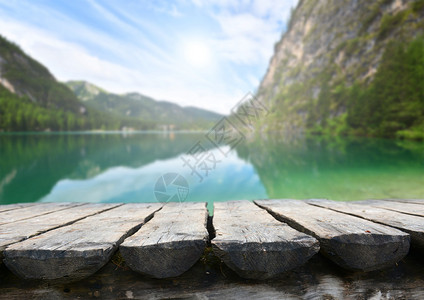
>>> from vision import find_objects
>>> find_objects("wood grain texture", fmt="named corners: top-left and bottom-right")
top-left (120, 202), bottom-right (209, 279)
top-left (0, 203), bottom-right (121, 261)
top-left (0, 202), bottom-right (84, 225)
top-left (307, 199), bottom-right (424, 250)
top-left (0, 203), bottom-right (36, 213)
top-left (256, 199), bottom-right (410, 272)
top-left (212, 201), bottom-right (319, 280)
top-left (3, 203), bottom-right (161, 280)
top-left (359, 200), bottom-right (424, 217)
top-left (381, 199), bottom-right (424, 205)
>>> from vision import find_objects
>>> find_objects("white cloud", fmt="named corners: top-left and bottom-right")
top-left (199, 0), bottom-right (298, 66)
top-left (156, 3), bottom-right (184, 17)
top-left (210, 13), bottom-right (279, 64)
top-left (0, 16), bottom-right (245, 113)
top-left (0, 0), bottom-right (298, 114)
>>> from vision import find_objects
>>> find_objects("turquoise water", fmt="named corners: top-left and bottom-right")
top-left (0, 132), bottom-right (423, 211)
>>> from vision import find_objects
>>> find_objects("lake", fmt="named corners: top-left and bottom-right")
top-left (0, 132), bottom-right (423, 212)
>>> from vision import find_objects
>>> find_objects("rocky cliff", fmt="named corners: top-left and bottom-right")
top-left (0, 36), bottom-right (85, 114)
top-left (256, 0), bottom-right (424, 139)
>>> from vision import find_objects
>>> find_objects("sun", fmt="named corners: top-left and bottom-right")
top-left (183, 41), bottom-right (212, 68)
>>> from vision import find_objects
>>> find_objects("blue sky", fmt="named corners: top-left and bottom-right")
top-left (0, 0), bottom-right (298, 114)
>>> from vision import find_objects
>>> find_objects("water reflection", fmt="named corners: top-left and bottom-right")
top-left (0, 132), bottom-right (267, 209)
top-left (0, 132), bottom-right (423, 207)
top-left (236, 134), bottom-right (424, 200)
top-left (0, 132), bottom-right (211, 204)
top-left (39, 146), bottom-right (267, 212)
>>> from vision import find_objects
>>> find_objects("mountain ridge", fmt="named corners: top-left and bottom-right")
top-left (0, 34), bottom-right (223, 131)
top-left (0, 36), bottom-right (85, 115)
top-left (65, 80), bottom-right (223, 127)
top-left (255, 0), bottom-right (424, 139)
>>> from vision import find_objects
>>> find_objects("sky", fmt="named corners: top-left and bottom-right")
top-left (0, 0), bottom-right (298, 114)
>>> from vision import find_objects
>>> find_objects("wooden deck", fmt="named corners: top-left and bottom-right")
top-left (0, 199), bottom-right (423, 281)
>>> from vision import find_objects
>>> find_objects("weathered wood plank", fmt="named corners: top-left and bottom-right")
top-left (381, 199), bottom-right (424, 205)
top-left (307, 199), bottom-right (424, 250)
top-left (120, 202), bottom-right (208, 279)
top-left (255, 199), bottom-right (410, 272)
top-left (0, 203), bottom-right (121, 261)
top-left (3, 203), bottom-right (161, 280)
top-left (211, 201), bottom-right (319, 280)
top-left (0, 203), bottom-right (36, 213)
top-left (0, 202), bottom-right (84, 225)
top-left (360, 200), bottom-right (424, 217)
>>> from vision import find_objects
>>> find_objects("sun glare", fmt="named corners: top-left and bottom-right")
top-left (183, 41), bottom-right (212, 68)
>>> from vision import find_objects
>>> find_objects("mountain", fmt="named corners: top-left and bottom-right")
top-left (66, 80), bottom-right (223, 128)
top-left (255, 0), bottom-right (424, 140)
top-left (0, 35), bottom-right (146, 131)
top-left (0, 36), bottom-right (84, 114)
top-left (0, 35), bottom-right (222, 131)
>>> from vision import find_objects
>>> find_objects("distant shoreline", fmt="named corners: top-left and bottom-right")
top-left (0, 130), bottom-right (209, 135)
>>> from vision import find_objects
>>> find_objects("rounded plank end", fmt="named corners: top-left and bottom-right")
top-left (3, 246), bottom-right (115, 280)
top-left (212, 238), bottom-right (320, 280)
top-left (120, 240), bottom-right (206, 278)
top-left (320, 233), bottom-right (410, 271)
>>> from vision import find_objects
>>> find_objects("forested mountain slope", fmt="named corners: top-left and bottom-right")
top-left (0, 35), bottom-right (222, 131)
top-left (66, 81), bottom-right (222, 128)
top-left (256, 0), bottom-right (424, 139)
